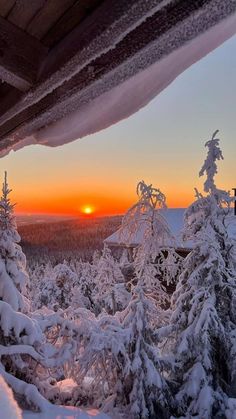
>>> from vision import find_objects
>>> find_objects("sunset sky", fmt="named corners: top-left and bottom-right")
top-left (1, 35), bottom-right (236, 217)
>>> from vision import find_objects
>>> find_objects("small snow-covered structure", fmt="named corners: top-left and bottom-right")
top-left (104, 208), bottom-right (191, 258)
top-left (105, 208), bottom-right (236, 257)
top-left (105, 182), bottom-right (186, 298)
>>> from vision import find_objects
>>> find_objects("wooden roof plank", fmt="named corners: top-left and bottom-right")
top-left (0, 0), bottom-right (15, 18)
top-left (41, 0), bottom-right (138, 78)
top-left (7, 0), bottom-right (46, 31)
top-left (0, 81), bottom-right (12, 98)
top-left (0, 0), bottom-right (210, 136)
top-left (0, 15), bottom-right (48, 91)
top-left (0, 84), bottom-right (22, 115)
top-left (42, 0), bottom-right (103, 48)
top-left (26, 0), bottom-right (77, 40)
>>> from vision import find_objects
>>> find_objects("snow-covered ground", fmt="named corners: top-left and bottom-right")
top-left (0, 374), bottom-right (110, 419)
top-left (23, 407), bottom-right (110, 419)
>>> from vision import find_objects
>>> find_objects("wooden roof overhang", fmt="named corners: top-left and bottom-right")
top-left (0, 0), bottom-right (236, 154)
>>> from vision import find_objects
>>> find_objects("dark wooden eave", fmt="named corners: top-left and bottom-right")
top-left (0, 0), bottom-right (235, 154)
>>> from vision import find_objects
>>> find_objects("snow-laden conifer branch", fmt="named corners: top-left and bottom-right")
top-left (165, 131), bottom-right (236, 418)
top-left (199, 130), bottom-right (232, 206)
top-left (199, 130), bottom-right (222, 193)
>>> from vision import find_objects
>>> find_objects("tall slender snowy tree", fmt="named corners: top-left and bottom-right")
top-left (70, 260), bottom-right (99, 312)
top-left (119, 286), bottom-right (172, 419)
top-left (168, 131), bottom-right (236, 418)
top-left (122, 180), bottom-right (182, 304)
top-left (0, 173), bottom-right (94, 412)
top-left (120, 180), bottom-right (171, 255)
top-left (0, 172), bottom-right (29, 312)
top-left (0, 173), bottom-right (53, 411)
top-left (93, 245), bottom-right (126, 314)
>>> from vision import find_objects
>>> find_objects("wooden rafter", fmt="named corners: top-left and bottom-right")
top-left (42, 0), bottom-right (103, 48)
top-left (0, 15), bottom-right (48, 91)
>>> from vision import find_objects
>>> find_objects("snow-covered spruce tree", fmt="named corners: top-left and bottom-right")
top-left (34, 262), bottom-right (77, 311)
top-left (169, 131), bottom-right (236, 418)
top-left (72, 260), bottom-right (97, 311)
top-left (0, 172), bottom-right (29, 312)
top-left (0, 173), bottom-right (54, 411)
top-left (93, 245), bottom-right (126, 314)
top-left (0, 174), bottom-right (86, 412)
top-left (30, 262), bottom-right (53, 311)
top-left (92, 249), bottom-right (101, 267)
top-left (122, 180), bottom-right (182, 305)
top-left (118, 285), bottom-right (172, 419)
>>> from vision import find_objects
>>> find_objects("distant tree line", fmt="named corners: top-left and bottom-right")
top-left (19, 216), bottom-right (122, 268)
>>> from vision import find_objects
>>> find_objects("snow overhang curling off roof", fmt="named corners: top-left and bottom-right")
top-left (0, 0), bottom-right (235, 156)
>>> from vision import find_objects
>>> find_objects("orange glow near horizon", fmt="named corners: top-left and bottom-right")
top-left (12, 188), bottom-right (198, 217)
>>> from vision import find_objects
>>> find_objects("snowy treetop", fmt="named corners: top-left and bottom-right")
top-left (199, 130), bottom-right (223, 193)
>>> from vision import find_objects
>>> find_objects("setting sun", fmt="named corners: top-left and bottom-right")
top-left (82, 206), bottom-right (94, 215)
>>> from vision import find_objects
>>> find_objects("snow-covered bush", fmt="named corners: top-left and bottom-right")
top-left (27, 306), bottom-right (91, 409)
top-left (0, 300), bottom-right (52, 412)
top-left (72, 285), bottom-right (171, 418)
top-left (70, 309), bottom-right (126, 405)
top-left (167, 131), bottom-right (236, 418)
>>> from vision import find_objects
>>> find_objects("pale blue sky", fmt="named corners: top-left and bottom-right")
top-left (2, 34), bottom-right (236, 215)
